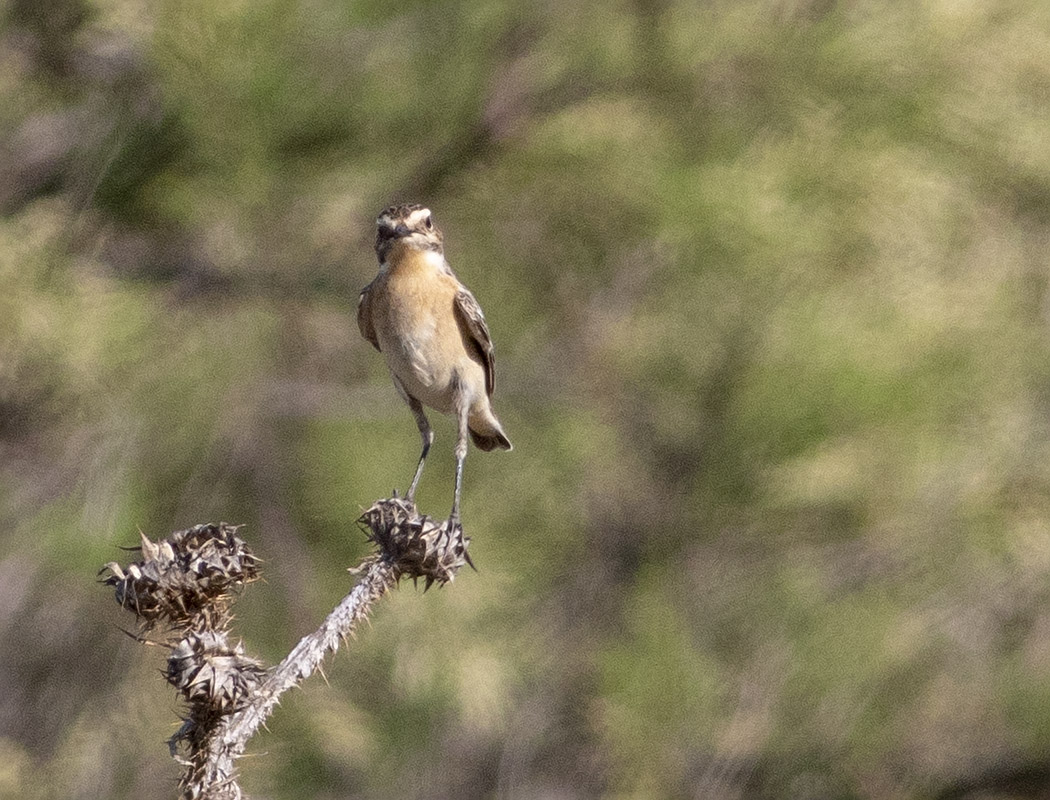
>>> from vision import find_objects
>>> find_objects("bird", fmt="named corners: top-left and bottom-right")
top-left (357, 203), bottom-right (512, 528)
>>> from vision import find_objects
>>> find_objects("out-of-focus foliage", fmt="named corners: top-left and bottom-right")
top-left (3, 0), bottom-right (1050, 797)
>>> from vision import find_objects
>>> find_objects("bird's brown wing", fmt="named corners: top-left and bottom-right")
top-left (357, 280), bottom-right (381, 351)
top-left (453, 287), bottom-right (495, 396)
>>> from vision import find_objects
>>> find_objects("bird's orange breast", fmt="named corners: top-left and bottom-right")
top-left (370, 246), bottom-right (474, 413)
top-left (379, 247), bottom-right (457, 327)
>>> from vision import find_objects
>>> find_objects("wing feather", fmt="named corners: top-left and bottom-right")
top-left (453, 287), bottom-right (496, 396)
top-left (357, 281), bottom-right (381, 351)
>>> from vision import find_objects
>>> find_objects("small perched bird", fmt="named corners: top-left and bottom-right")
top-left (357, 204), bottom-right (512, 527)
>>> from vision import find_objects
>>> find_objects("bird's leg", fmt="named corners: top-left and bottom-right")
top-left (406, 395), bottom-right (432, 504)
top-left (449, 386), bottom-right (470, 530)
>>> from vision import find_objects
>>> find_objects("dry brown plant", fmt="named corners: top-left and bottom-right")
top-left (100, 499), bottom-right (472, 799)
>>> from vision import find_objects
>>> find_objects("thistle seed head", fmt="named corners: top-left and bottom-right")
top-left (100, 523), bottom-right (260, 630)
top-left (167, 631), bottom-right (267, 711)
top-left (358, 498), bottom-right (473, 588)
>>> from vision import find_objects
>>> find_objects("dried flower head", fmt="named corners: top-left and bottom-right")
top-left (358, 497), bottom-right (473, 588)
top-left (167, 631), bottom-right (267, 711)
top-left (100, 523), bottom-right (260, 630)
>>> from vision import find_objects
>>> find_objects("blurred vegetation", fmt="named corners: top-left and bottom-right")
top-left (3, 0), bottom-right (1050, 797)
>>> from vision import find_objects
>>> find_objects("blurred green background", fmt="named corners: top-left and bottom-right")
top-left (3, 0), bottom-right (1050, 797)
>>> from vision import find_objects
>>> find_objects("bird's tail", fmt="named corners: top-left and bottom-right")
top-left (470, 421), bottom-right (512, 452)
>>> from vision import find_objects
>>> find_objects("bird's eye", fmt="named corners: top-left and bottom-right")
top-left (424, 215), bottom-right (433, 231)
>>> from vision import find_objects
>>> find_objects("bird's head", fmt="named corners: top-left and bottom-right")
top-left (375, 204), bottom-right (444, 262)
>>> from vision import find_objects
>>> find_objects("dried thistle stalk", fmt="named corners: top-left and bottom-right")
top-left (100, 499), bottom-right (472, 799)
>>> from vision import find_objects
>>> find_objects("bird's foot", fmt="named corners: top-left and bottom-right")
top-left (441, 514), bottom-right (474, 572)
top-left (393, 487), bottom-right (419, 511)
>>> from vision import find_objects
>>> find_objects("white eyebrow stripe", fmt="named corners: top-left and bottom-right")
top-left (406, 208), bottom-right (432, 226)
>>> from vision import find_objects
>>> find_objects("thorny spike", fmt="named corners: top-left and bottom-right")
top-left (140, 530), bottom-right (159, 561)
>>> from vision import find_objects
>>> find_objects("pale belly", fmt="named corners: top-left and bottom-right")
top-left (377, 305), bottom-right (485, 416)
top-left (370, 248), bottom-right (489, 421)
